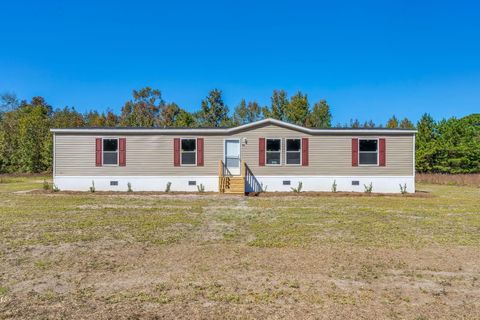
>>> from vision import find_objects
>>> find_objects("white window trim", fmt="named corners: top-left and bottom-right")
top-left (265, 138), bottom-right (282, 166)
top-left (180, 137), bottom-right (197, 166)
top-left (358, 138), bottom-right (379, 167)
top-left (102, 137), bottom-right (119, 167)
top-left (285, 138), bottom-right (302, 166)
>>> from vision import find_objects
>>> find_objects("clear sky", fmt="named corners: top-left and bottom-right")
top-left (1, 0), bottom-right (479, 125)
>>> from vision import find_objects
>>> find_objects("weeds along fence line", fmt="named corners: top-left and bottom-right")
top-left (416, 173), bottom-right (480, 187)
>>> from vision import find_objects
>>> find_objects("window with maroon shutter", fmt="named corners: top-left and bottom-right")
top-left (259, 138), bottom-right (265, 166)
top-left (358, 139), bottom-right (379, 165)
top-left (173, 138), bottom-right (180, 166)
top-left (180, 139), bottom-right (196, 165)
top-left (301, 138), bottom-right (309, 166)
top-left (95, 138), bottom-right (102, 166)
top-left (352, 138), bottom-right (358, 166)
top-left (119, 138), bottom-right (126, 166)
top-left (286, 139), bottom-right (301, 165)
top-left (197, 138), bottom-right (204, 166)
top-left (379, 138), bottom-right (386, 166)
top-left (103, 139), bottom-right (119, 165)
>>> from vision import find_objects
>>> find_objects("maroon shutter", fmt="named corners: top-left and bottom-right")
top-left (301, 138), bottom-right (309, 166)
top-left (119, 138), bottom-right (126, 166)
top-left (352, 138), bottom-right (358, 166)
top-left (259, 138), bottom-right (265, 166)
top-left (379, 138), bottom-right (386, 166)
top-left (174, 138), bottom-right (180, 166)
top-left (95, 138), bottom-right (102, 166)
top-left (197, 138), bottom-right (204, 166)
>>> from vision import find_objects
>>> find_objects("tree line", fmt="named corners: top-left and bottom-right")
top-left (0, 87), bottom-right (478, 174)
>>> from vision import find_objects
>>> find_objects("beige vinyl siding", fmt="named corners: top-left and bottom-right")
top-left (54, 124), bottom-right (414, 177)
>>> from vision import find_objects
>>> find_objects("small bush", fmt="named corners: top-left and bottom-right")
top-left (197, 184), bottom-right (205, 193)
top-left (331, 180), bottom-right (337, 193)
top-left (165, 182), bottom-right (172, 193)
top-left (260, 183), bottom-right (268, 192)
top-left (52, 184), bottom-right (60, 192)
top-left (43, 180), bottom-right (50, 190)
top-left (291, 182), bottom-right (303, 193)
top-left (364, 182), bottom-right (373, 193)
top-left (400, 183), bottom-right (407, 194)
top-left (127, 182), bottom-right (133, 192)
top-left (89, 181), bottom-right (95, 193)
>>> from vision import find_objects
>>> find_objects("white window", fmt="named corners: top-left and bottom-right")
top-left (266, 138), bottom-right (281, 165)
top-left (103, 138), bottom-right (118, 165)
top-left (286, 138), bottom-right (301, 165)
top-left (181, 139), bottom-right (196, 165)
top-left (359, 139), bottom-right (378, 165)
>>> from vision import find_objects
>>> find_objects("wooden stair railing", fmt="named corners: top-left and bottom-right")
top-left (218, 160), bottom-right (246, 194)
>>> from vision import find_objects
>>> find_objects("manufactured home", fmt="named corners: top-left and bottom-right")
top-left (51, 118), bottom-right (416, 193)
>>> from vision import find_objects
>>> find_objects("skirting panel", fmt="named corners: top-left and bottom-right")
top-left (54, 176), bottom-right (219, 192)
top-left (245, 175), bottom-right (415, 193)
top-left (54, 175), bottom-right (415, 193)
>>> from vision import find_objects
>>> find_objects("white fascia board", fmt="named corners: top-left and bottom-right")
top-left (50, 118), bottom-right (417, 134)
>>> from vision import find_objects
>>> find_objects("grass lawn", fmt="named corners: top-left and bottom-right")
top-left (0, 176), bottom-right (479, 319)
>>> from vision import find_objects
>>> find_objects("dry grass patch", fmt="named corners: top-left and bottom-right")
top-left (0, 176), bottom-right (479, 319)
top-left (417, 173), bottom-right (480, 187)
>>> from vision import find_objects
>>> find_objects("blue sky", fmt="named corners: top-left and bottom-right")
top-left (1, 0), bottom-right (479, 125)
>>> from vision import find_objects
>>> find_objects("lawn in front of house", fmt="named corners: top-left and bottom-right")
top-left (0, 176), bottom-right (479, 319)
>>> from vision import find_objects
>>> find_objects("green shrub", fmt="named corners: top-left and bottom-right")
top-left (364, 182), bottom-right (373, 193)
top-left (291, 182), bottom-right (303, 193)
top-left (331, 180), bottom-right (337, 193)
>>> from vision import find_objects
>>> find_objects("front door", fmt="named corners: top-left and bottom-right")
top-left (224, 139), bottom-right (241, 175)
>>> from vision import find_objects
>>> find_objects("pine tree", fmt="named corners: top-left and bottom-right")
top-left (233, 99), bottom-right (261, 125)
top-left (198, 89), bottom-right (230, 127)
top-left (399, 117), bottom-right (415, 129)
top-left (285, 91), bottom-right (309, 126)
top-left (308, 99), bottom-right (331, 128)
top-left (263, 90), bottom-right (288, 120)
top-left (386, 115), bottom-right (399, 128)
top-left (120, 87), bottom-right (164, 127)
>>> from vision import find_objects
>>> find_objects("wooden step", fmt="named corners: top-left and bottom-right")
top-left (228, 180), bottom-right (245, 186)
top-left (224, 190), bottom-right (245, 194)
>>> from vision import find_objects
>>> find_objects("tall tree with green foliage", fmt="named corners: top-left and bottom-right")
top-left (159, 103), bottom-right (180, 127)
top-left (198, 89), bottom-right (229, 127)
top-left (104, 110), bottom-right (118, 127)
top-left (349, 119), bottom-right (361, 128)
top-left (0, 103), bottom-right (20, 172)
top-left (262, 90), bottom-right (289, 120)
top-left (285, 91), bottom-right (309, 126)
top-left (386, 115), bottom-right (399, 128)
top-left (16, 97), bottom-right (52, 172)
top-left (308, 99), bottom-right (331, 128)
top-left (233, 99), bottom-right (262, 125)
top-left (399, 117), bottom-right (415, 129)
top-left (51, 107), bottom-right (85, 128)
top-left (84, 110), bottom-right (106, 127)
top-left (175, 109), bottom-right (197, 127)
top-left (120, 87), bottom-right (164, 127)
top-left (415, 113), bottom-right (437, 172)
top-left (432, 116), bottom-right (480, 173)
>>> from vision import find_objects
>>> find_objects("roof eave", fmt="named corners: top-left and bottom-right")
top-left (50, 118), bottom-right (417, 134)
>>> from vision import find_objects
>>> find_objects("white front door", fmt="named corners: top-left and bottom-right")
top-left (224, 139), bottom-right (241, 175)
